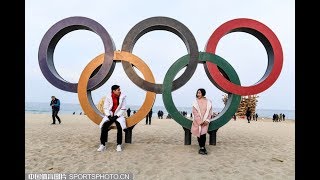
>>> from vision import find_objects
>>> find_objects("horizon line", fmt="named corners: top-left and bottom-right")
top-left (25, 101), bottom-right (295, 111)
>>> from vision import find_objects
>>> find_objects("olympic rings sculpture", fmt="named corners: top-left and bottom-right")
top-left (38, 16), bottom-right (283, 131)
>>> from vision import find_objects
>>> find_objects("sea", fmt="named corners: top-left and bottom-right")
top-left (25, 102), bottom-right (295, 120)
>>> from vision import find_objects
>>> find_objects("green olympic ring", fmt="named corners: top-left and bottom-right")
top-left (163, 52), bottom-right (241, 131)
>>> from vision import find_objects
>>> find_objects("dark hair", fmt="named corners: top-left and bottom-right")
top-left (196, 88), bottom-right (206, 98)
top-left (111, 85), bottom-right (120, 91)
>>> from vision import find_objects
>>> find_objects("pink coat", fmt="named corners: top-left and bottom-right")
top-left (191, 98), bottom-right (213, 137)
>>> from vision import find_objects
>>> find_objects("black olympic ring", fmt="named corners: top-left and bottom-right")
top-left (121, 16), bottom-right (199, 93)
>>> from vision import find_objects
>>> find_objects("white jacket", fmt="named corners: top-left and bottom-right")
top-left (99, 93), bottom-right (127, 129)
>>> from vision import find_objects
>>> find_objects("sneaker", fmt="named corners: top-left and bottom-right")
top-left (203, 147), bottom-right (208, 155)
top-left (116, 145), bottom-right (122, 152)
top-left (97, 144), bottom-right (106, 152)
top-left (198, 149), bottom-right (205, 155)
top-left (199, 147), bottom-right (207, 155)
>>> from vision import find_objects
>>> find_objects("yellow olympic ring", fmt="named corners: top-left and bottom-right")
top-left (78, 51), bottom-right (156, 127)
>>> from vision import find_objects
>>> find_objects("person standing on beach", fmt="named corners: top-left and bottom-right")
top-left (97, 85), bottom-right (127, 152)
top-left (246, 107), bottom-right (251, 123)
top-left (191, 88), bottom-right (213, 155)
top-left (127, 108), bottom-right (131, 117)
top-left (159, 110), bottom-right (163, 119)
top-left (50, 96), bottom-right (61, 124)
top-left (146, 108), bottom-right (153, 125)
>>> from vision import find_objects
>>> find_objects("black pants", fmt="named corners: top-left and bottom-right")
top-left (197, 134), bottom-right (206, 148)
top-left (146, 115), bottom-right (152, 124)
top-left (246, 116), bottom-right (250, 123)
top-left (100, 119), bottom-right (122, 146)
top-left (52, 110), bottom-right (61, 124)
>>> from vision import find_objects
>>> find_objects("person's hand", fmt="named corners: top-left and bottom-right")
top-left (202, 121), bottom-right (209, 126)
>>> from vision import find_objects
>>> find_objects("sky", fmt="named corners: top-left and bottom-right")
top-left (25, 0), bottom-right (295, 110)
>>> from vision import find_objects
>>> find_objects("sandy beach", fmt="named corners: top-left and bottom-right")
top-left (25, 113), bottom-right (294, 180)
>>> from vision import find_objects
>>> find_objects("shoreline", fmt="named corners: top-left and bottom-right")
top-left (25, 112), bottom-right (295, 121)
top-left (25, 102), bottom-right (296, 120)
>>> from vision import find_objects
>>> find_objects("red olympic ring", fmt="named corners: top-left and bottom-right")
top-left (205, 18), bottom-right (283, 95)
